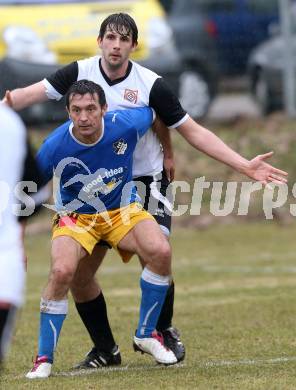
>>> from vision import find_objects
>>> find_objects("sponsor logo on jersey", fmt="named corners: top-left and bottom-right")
top-left (82, 167), bottom-right (124, 194)
top-left (113, 139), bottom-right (127, 155)
top-left (124, 89), bottom-right (138, 104)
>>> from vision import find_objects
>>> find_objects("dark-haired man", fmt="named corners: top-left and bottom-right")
top-left (2, 13), bottom-right (288, 369)
top-left (26, 79), bottom-right (179, 378)
top-left (2, 13), bottom-right (186, 366)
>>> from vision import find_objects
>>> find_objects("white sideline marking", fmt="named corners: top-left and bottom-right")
top-left (53, 363), bottom-right (185, 377)
top-left (51, 356), bottom-right (296, 377)
top-left (204, 356), bottom-right (296, 368)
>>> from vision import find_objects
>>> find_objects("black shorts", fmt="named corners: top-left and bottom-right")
top-left (133, 170), bottom-right (172, 236)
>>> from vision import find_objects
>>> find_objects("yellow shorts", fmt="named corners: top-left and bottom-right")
top-left (52, 202), bottom-right (154, 262)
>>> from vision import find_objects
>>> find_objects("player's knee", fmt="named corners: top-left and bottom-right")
top-left (152, 240), bottom-right (171, 268)
top-left (50, 265), bottom-right (75, 287)
top-left (159, 240), bottom-right (171, 261)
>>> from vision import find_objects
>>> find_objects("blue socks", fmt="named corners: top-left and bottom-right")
top-left (37, 269), bottom-right (169, 359)
top-left (136, 268), bottom-right (170, 338)
top-left (38, 298), bottom-right (68, 362)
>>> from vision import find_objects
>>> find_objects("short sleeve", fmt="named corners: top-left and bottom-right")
top-left (44, 62), bottom-right (79, 99)
top-left (149, 78), bottom-right (188, 128)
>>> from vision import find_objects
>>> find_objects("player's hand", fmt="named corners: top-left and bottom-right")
top-left (1, 90), bottom-right (13, 108)
top-left (163, 154), bottom-right (175, 182)
top-left (245, 151), bottom-right (288, 186)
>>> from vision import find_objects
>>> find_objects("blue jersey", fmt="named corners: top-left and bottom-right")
top-left (37, 107), bottom-right (153, 214)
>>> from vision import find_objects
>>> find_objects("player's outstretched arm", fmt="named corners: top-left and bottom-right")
top-left (176, 117), bottom-right (288, 185)
top-left (1, 81), bottom-right (48, 111)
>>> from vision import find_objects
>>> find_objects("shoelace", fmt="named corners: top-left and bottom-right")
top-left (31, 355), bottom-right (49, 372)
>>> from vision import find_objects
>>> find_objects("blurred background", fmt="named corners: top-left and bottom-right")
top-left (1, 0), bottom-right (296, 122)
top-left (1, 0), bottom-right (296, 226)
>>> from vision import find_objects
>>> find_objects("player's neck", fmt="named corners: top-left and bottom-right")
top-left (100, 57), bottom-right (129, 81)
top-left (72, 127), bottom-right (102, 145)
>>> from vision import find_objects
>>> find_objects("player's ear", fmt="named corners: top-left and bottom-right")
top-left (66, 107), bottom-right (71, 119)
top-left (131, 41), bottom-right (138, 53)
top-left (102, 104), bottom-right (108, 115)
top-left (97, 36), bottom-right (103, 49)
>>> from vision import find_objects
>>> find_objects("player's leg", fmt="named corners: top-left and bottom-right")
top-left (117, 218), bottom-right (177, 365)
top-left (134, 172), bottom-right (185, 362)
top-left (0, 303), bottom-right (17, 371)
top-left (26, 235), bottom-right (87, 379)
top-left (0, 246), bottom-right (25, 370)
top-left (0, 304), bottom-right (10, 367)
top-left (70, 244), bottom-right (121, 369)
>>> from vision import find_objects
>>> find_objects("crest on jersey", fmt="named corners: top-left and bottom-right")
top-left (113, 139), bottom-right (127, 155)
top-left (124, 89), bottom-right (138, 104)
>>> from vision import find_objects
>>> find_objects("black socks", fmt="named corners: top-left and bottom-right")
top-left (156, 281), bottom-right (174, 331)
top-left (75, 293), bottom-right (116, 353)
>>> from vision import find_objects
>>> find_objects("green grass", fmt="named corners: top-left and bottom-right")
top-left (2, 222), bottom-right (296, 389)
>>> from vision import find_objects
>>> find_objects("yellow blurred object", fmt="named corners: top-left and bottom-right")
top-left (0, 0), bottom-right (164, 64)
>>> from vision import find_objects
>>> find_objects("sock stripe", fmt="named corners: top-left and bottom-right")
top-left (141, 301), bottom-right (158, 336)
top-left (49, 320), bottom-right (57, 351)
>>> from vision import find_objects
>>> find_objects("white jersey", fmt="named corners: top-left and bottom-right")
top-left (0, 105), bottom-right (26, 306)
top-left (43, 56), bottom-right (188, 177)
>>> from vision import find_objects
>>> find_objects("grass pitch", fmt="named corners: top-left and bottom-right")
top-left (2, 221), bottom-right (296, 389)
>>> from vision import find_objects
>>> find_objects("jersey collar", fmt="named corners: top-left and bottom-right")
top-left (68, 121), bottom-right (105, 147)
top-left (99, 58), bottom-right (133, 86)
